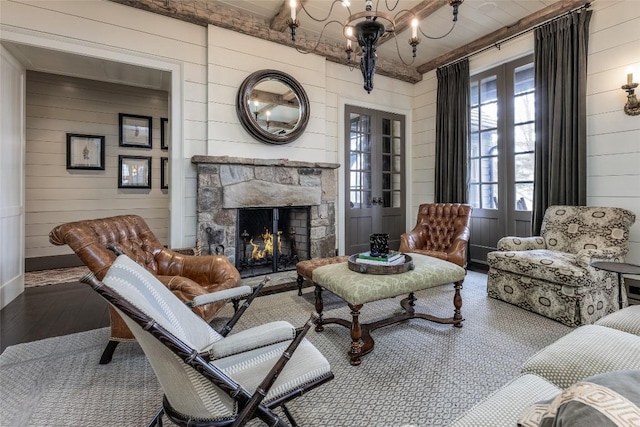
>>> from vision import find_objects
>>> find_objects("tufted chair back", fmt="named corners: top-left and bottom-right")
top-left (49, 214), bottom-right (242, 363)
top-left (540, 206), bottom-right (636, 255)
top-left (399, 203), bottom-right (473, 268)
top-left (50, 215), bottom-right (165, 281)
top-left (415, 204), bottom-right (472, 251)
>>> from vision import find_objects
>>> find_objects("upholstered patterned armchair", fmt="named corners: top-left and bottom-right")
top-left (49, 215), bottom-right (242, 363)
top-left (399, 203), bottom-right (473, 269)
top-left (487, 205), bottom-right (636, 327)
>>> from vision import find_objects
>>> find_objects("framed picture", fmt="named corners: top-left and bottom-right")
top-left (161, 157), bottom-right (169, 189)
top-left (119, 113), bottom-right (152, 148)
top-left (66, 133), bottom-right (105, 170)
top-left (118, 155), bottom-right (151, 189)
top-left (160, 118), bottom-right (169, 150)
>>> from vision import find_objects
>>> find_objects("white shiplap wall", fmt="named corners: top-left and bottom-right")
top-left (1, 0), bottom-right (208, 250)
top-left (25, 71), bottom-right (169, 259)
top-left (586, 0), bottom-right (640, 265)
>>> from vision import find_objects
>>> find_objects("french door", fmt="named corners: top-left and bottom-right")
top-left (344, 105), bottom-right (406, 255)
top-left (468, 55), bottom-right (535, 263)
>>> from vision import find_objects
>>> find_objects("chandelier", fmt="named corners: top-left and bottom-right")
top-left (288, 0), bottom-right (464, 93)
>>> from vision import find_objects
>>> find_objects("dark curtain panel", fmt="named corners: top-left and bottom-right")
top-left (435, 59), bottom-right (469, 203)
top-left (532, 9), bottom-right (592, 234)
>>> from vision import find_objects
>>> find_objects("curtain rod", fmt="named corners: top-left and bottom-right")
top-left (441, 2), bottom-right (591, 69)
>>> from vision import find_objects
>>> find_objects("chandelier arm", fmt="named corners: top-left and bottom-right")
top-left (384, 0), bottom-right (401, 12)
top-left (419, 21), bottom-right (456, 40)
top-left (299, 0), bottom-right (351, 23)
top-left (391, 34), bottom-right (417, 66)
top-left (292, 19), bottom-right (345, 55)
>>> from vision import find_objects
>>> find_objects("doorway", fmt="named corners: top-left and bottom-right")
top-left (344, 105), bottom-right (406, 255)
top-left (468, 56), bottom-right (534, 263)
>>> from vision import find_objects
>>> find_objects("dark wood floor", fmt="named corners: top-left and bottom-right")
top-left (0, 281), bottom-right (110, 354)
top-left (0, 262), bottom-right (489, 355)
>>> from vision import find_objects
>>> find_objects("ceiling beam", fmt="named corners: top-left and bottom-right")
top-left (378, 0), bottom-right (449, 45)
top-left (107, 0), bottom-right (422, 84)
top-left (416, 0), bottom-right (591, 74)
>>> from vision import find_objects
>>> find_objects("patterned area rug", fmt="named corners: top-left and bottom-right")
top-left (24, 267), bottom-right (298, 289)
top-left (24, 266), bottom-right (91, 287)
top-left (0, 271), bottom-right (573, 426)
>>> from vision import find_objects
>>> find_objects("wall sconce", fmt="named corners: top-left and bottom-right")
top-left (622, 72), bottom-right (640, 116)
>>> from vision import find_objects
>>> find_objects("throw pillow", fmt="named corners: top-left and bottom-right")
top-left (518, 370), bottom-right (640, 427)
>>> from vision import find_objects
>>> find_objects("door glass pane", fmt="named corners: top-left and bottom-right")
top-left (481, 184), bottom-right (498, 209)
top-left (481, 131), bottom-right (498, 155)
top-left (514, 93), bottom-right (535, 123)
top-left (469, 184), bottom-right (480, 208)
top-left (382, 155), bottom-right (390, 172)
top-left (392, 120), bottom-right (401, 136)
top-left (470, 106), bottom-right (479, 132)
top-left (392, 191), bottom-right (401, 208)
top-left (515, 153), bottom-right (534, 181)
top-left (469, 158), bottom-right (479, 182)
top-left (480, 102), bottom-right (498, 130)
top-left (393, 138), bottom-right (401, 155)
top-left (393, 156), bottom-right (401, 173)
top-left (382, 118), bottom-right (390, 135)
top-left (514, 63), bottom-right (534, 94)
top-left (480, 76), bottom-right (497, 102)
top-left (470, 81), bottom-right (479, 106)
top-left (515, 124), bottom-right (535, 153)
top-left (349, 113), bottom-right (373, 211)
top-left (382, 136), bottom-right (391, 153)
top-left (481, 157), bottom-right (498, 183)
top-left (515, 183), bottom-right (533, 211)
top-left (470, 133), bottom-right (479, 157)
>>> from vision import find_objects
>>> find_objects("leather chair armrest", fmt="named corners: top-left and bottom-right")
top-left (446, 228), bottom-right (470, 268)
top-left (497, 236), bottom-right (546, 251)
top-left (157, 275), bottom-right (225, 321)
top-left (399, 228), bottom-right (425, 253)
top-left (156, 249), bottom-right (241, 292)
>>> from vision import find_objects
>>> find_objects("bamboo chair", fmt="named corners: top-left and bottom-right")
top-left (81, 254), bottom-right (333, 427)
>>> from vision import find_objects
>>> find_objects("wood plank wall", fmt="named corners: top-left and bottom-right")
top-left (25, 71), bottom-right (169, 262)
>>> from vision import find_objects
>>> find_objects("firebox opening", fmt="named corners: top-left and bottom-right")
top-left (236, 207), bottom-right (310, 278)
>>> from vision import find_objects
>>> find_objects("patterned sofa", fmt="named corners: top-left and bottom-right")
top-left (487, 205), bottom-right (636, 326)
top-left (450, 305), bottom-right (640, 426)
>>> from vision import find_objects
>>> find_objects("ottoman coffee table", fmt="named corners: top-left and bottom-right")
top-left (312, 253), bottom-right (466, 365)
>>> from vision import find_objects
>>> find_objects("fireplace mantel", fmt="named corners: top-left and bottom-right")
top-left (192, 156), bottom-right (340, 263)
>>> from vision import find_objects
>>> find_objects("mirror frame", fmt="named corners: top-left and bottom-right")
top-left (236, 69), bottom-right (310, 145)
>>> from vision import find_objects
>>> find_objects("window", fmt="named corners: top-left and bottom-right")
top-left (468, 57), bottom-right (535, 213)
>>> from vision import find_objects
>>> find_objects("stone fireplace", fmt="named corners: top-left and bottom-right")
top-left (192, 156), bottom-right (340, 274)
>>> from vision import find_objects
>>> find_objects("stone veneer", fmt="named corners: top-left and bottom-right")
top-left (192, 156), bottom-right (340, 263)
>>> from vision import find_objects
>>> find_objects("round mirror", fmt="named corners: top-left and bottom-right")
top-left (236, 70), bottom-right (310, 145)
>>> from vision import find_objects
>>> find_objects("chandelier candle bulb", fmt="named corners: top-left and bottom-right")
top-left (290, 0), bottom-right (296, 21)
top-left (411, 19), bottom-right (418, 39)
top-left (628, 73), bottom-right (633, 85)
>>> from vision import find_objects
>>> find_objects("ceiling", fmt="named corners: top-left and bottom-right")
top-left (213, 0), bottom-right (558, 69)
top-left (1, 0), bottom-right (590, 91)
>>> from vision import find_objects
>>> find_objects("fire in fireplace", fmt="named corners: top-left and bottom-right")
top-left (236, 207), bottom-right (310, 278)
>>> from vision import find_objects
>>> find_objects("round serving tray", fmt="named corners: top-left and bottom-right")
top-left (347, 254), bottom-right (414, 275)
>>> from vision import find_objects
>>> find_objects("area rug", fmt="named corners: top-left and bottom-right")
top-left (0, 271), bottom-right (572, 426)
top-left (24, 266), bottom-right (91, 287)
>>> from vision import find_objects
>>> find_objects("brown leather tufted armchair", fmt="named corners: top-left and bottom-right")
top-left (399, 203), bottom-right (473, 269)
top-left (49, 214), bottom-right (241, 363)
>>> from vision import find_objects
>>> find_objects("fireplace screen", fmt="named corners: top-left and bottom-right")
top-left (236, 207), bottom-right (310, 278)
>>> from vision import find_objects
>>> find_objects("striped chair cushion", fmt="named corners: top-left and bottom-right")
top-left (595, 305), bottom-right (640, 336)
top-left (215, 338), bottom-right (332, 404)
top-left (521, 325), bottom-right (640, 389)
top-left (103, 254), bottom-right (221, 351)
top-left (450, 374), bottom-right (560, 427)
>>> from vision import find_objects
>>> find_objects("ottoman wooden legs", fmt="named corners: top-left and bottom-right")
top-left (314, 281), bottom-right (465, 366)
